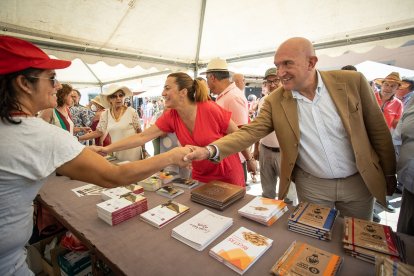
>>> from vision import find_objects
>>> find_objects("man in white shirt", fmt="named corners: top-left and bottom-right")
top-left (187, 37), bottom-right (396, 221)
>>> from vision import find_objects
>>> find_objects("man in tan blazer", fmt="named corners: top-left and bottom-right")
top-left (187, 37), bottom-right (396, 221)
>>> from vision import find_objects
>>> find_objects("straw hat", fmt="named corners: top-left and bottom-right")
top-left (102, 84), bottom-right (133, 97)
top-left (90, 95), bottom-right (107, 109)
top-left (200, 58), bottom-right (233, 75)
top-left (374, 72), bottom-right (404, 86)
top-left (100, 84), bottom-right (132, 107)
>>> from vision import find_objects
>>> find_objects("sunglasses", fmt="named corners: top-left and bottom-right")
top-left (28, 76), bottom-right (59, 87)
top-left (109, 93), bottom-right (125, 99)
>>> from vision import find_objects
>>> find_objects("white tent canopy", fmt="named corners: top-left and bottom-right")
top-left (355, 60), bottom-right (414, 81)
top-left (1, 0), bottom-right (414, 88)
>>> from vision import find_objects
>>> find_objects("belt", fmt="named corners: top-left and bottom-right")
top-left (261, 144), bottom-right (280, 152)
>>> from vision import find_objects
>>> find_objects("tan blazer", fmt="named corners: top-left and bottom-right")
top-left (215, 70), bottom-right (395, 206)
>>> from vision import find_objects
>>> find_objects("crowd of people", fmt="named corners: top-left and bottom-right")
top-left (1, 34), bottom-right (413, 275)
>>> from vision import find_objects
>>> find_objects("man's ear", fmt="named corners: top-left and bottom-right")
top-left (14, 75), bottom-right (34, 95)
top-left (308, 56), bottom-right (318, 70)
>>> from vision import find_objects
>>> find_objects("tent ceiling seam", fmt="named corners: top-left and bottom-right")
top-left (193, 0), bottom-right (207, 77)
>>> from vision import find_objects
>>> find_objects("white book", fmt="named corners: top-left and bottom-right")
top-left (172, 209), bottom-right (233, 251)
top-left (140, 201), bottom-right (190, 228)
top-left (101, 187), bottom-right (132, 201)
top-left (138, 175), bottom-right (162, 191)
top-left (210, 227), bottom-right (273, 275)
top-left (101, 184), bottom-right (144, 200)
top-left (238, 197), bottom-right (288, 225)
top-left (157, 170), bottom-right (180, 184)
top-left (156, 185), bottom-right (184, 199)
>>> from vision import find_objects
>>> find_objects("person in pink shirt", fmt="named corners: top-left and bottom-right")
top-left (374, 72), bottom-right (404, 131)
top-left (203, 58), bottom-right (255, 183)
top-left (94, 72), bottom-right (255, 187)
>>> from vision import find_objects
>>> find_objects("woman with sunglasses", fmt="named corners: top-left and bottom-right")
top-left (79, 85), bottom-right (148, 161)
top-left (92, 72), bottom-right (257, 187)
top-left (0, 36), bottom-right (190, 275)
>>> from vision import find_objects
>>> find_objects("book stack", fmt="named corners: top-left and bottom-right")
top-left (210, 227), bottom-right (273, 275)
top-left (190, 181), bottom-right (245, 210)
top-left (342, 217), bottom-right (403, 264)
top-left (287, 202), bottom-right (338, 240)
top-left (270, 241), bottom-right (343, 276)
top-left (96, 193), bottom-right (148, 226)
top-left (172, 209), bottom-right (233, 251)
top-left (138, 175), bottom-right (162, 191)
top-left (140, 200), bottom-right (190, 228)
top-left (375, 257), bottom-right (414, 276)
top-left (172, 178), bottom-right (199, 189)
top-left (238, 197), bottom-right (288, 226)
top-left (101, 184), bottom-right (144, 201)
top-left (156, 185), bottom-right (184, 199)
top-left (157, 170), bottom-right (180, 184)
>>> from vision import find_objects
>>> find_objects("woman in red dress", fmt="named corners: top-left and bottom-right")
top-left (94, 72), bottom-right (256, 186)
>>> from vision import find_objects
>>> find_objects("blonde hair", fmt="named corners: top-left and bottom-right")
top-left (168, 72), bottom-right (210, 102)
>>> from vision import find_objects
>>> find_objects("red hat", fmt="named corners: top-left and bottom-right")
top-left (0, 35), bottom-right (71, 74)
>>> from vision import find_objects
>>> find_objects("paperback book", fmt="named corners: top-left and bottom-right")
top-left (238, 197), bottom-right (288, 226)
top-left (101, 184), bottom-right (144, 201)
top-left (172, 178), bottom-right (199, 189)
top-left (342, 217), bottom-right (403, 263)
top-left (210, 227), bottom-right (273, 275)
top-left (140, 200), bottom-right (190, 228)
top-left (172, 209), bottom-right (233, 251)
top-left (191, 181), bottom-right (245, 210)
top-left (97, 193), bottom-right (148, 226)
top-left (375, 257), bottom-right (414, 276)
top-left (270, 241), bottom-right (343, 276)
top-left (156, 185), bottom-right (184, 199)
top-left (287, 202), bottom-right (338, 240)
top-left (157, 170), bottom-right (180, 184)
top-left (138, 175), bottom-right (162, 191)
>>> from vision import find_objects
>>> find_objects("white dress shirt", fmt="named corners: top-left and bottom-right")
top-left (292, 71), bottom-right (357, 179)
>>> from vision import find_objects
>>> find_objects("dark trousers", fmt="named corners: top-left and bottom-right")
top-left (397, 188), bottom-right (414, 235)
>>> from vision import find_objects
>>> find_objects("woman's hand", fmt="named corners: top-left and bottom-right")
top-left (246, 157), bottom-right (257, 175)
top-left (89, 145), bottom-right (107, 155)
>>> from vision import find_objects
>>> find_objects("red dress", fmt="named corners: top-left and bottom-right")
top-left (156, 101), bottom-right (245, 187)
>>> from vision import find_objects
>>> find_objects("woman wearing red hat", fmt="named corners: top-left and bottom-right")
top-left (0, 36), bottom-right (190, 275)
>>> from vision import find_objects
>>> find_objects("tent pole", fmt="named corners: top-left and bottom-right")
top-left (193, 0), bottom-right (207, 77)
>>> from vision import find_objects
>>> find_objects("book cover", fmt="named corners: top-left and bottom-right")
top-left (191, 181), bottom-right (245, 204)
top-left (101, 187), bottom-right (133, 201)
top-left (156, 185), bottom-right (184, 199)
top-left (172, 209), bottom-right (233, 251)
top-left (157, 170), bottom-right (180, 184)
top-left (138, 175), bottom-right (162, 191)
top-left (210, 227), bottom-right (273, 275)
top-left (270, 241), bottom-right (342, 276)
top-left (172, 178), bottom-right (199, 189)
top-left (289, 202), bottom-right (338, 231)
top-left (140, 200), bottom-right (189, 228)
top-left (238, 197), bottom-right (287, 221)
top-left (343, 217), bottom-right (399, 257)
